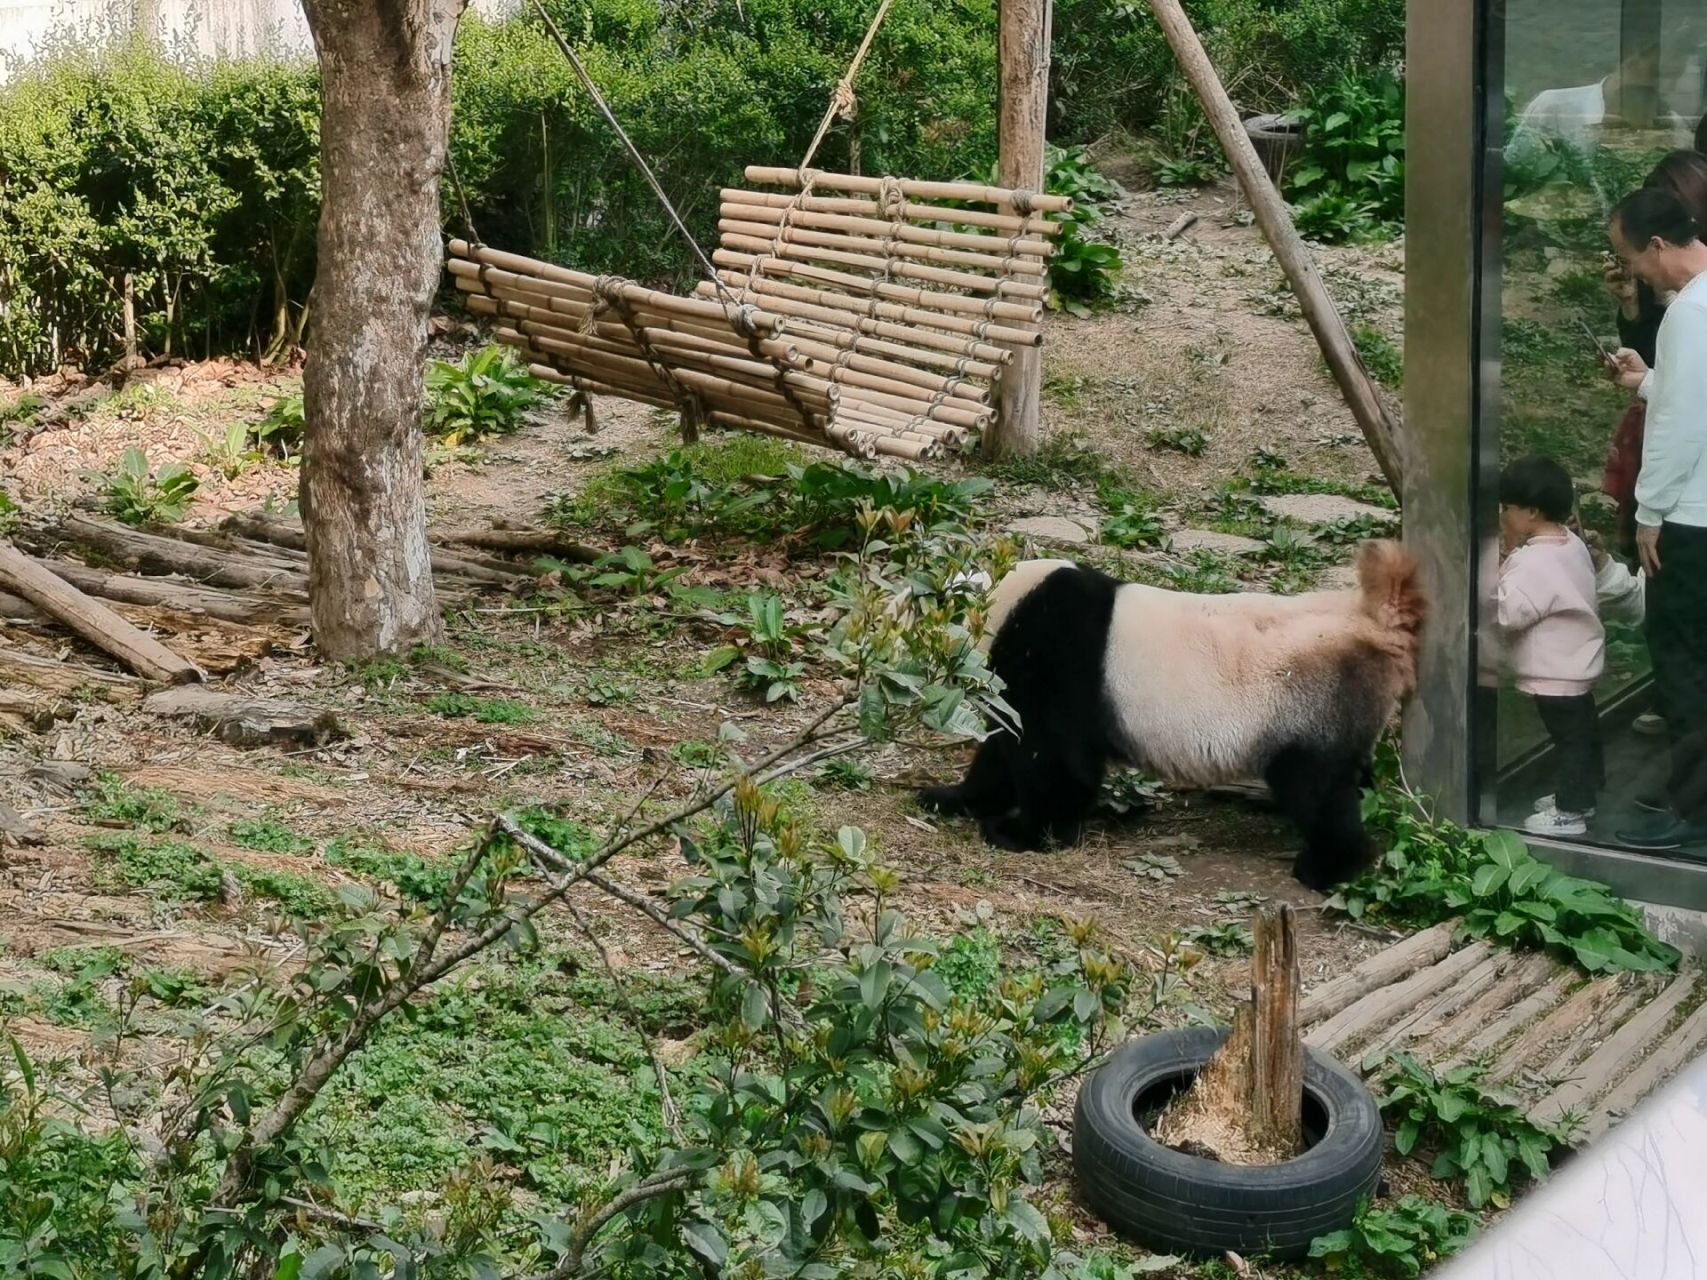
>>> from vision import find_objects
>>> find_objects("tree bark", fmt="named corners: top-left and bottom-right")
top-left (989, 0), bottom-right (1051, 459)
top-left (1154, 904), bottom-right (1303, 1161)
top-left (299, 0), bottom-right (464, 659)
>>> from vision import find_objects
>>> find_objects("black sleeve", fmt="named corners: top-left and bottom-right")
top-left (1616, 283), bottom-right (1662, 367)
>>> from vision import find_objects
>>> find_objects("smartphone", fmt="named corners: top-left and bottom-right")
top-left (1577, 317), bottom-right (1616, 370)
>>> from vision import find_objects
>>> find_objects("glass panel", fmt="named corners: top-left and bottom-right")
top-left (1481, 0), bottom-right (1707, 856)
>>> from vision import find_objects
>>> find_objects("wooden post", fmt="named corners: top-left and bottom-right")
top-left (1155, 904), bottom-right (1303, 1159)
top-left (1144, 0), bottom-right (1404, 496)
top-left (989, 0), bottom-right (1051, 459)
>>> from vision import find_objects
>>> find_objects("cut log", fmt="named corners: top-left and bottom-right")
top-left (1154, 904), bottom-right (1303, 1160)
top-left (0, 801), bottom-right (44, 847)
top-left (1301, 921), bottom-right (1459, 1026)
top-left (1528, 971), bottom-right (1698, 1126)
top-left (39, 559), bottom-right (309, 625)
top-left (1307, 940), bottom-right (1495, 1056)
top-left (1535, 978), bottom-right (1655, 1080)
top-left (0, 687), bottom-right (73, 731)
top-left (1420, 952), bottom-right (1559, 1058)
top-left (1358, 948), bottom-right (1510, 1061)
top-left (0, 541), bottom-right (202, 684)
top-left (142, 686), bottom-right (345, 749)
top-left (0, 649), bottom-right (142, 704)
top-left (223, 512), bottom-right (529, 586)
top-left (26, 760), bottom-right (94, 796)
top-left (28, 517), bottom-right (309, 592)
top-left (436, 526), bottom-right (603, 564)
top-left (1444, 966), bottom-right (1577, 1066)
top-left (1487, 973), bottom-right (1628, 1083)
top-left (1578, 992), bottom-right (1707, 1143)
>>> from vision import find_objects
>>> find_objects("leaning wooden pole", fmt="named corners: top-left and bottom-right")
top-left (1144, 0), bottom-right (1404, 497)
top-left (990, 0), bottom-right (1052, 459)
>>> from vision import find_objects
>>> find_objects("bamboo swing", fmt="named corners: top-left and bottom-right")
top-left (447, 2), bottom-right (1070, 463)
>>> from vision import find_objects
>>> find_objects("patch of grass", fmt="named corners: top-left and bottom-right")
top-left (38, 945), bottom-right (128, 977)
top-left (228, 816), bottom-right (313, 855)
top-left (981, 430), bottom-right (1123, 492)
top-left (426, 693), bottom-right (538, 725)
top-left (935, 928), bottom-right (1003, 1000)
top-left (1158, 549), bottom-right (1240, 594)
top-left (80, 773), bottom-right (183, 833)
top-left (234, 866), bottom-right (334, 918)
top-left (1352, 323), bottom-right (1404, 386)
top-left (409, 644), bottom-right (470, 673)
top-left (1146, 425), bottom-right (1208, 456)
top-left (1042, 370), bottom-right (1093, 409)
top-left (511, 808), bottom-right (601, 861)
top-left (307, 954), bottom-right (668, 1207)
top-left (1180, 922), bottom-right (1253, 957)
top-left (1309, 1195), bottom-right (1478, 1277)
top-left (818, 757), bottom-right (873, 791)
top-left (324, 838), bottom-right (453, 904)
top-left (88, 835), bottom-right (223, 902)
top-left (136, 966), bottom-right (214, 1008)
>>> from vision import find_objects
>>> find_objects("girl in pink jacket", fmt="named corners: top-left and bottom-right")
top-left (1498, 456), bottom-right (1607, 837)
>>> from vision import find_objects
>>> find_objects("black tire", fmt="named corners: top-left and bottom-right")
top-left (1073, 1027), bottom-right (1383, 1261)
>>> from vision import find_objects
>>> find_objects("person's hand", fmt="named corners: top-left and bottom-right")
top-left (1637, 523), bottom-right (1662, 576)
top-left (1611, 347), bottom-right (1649, 390)
top-left (1604, 259), bottom-right (1640, 319)
top-left (1583, 528), bottom-right (1610, 570)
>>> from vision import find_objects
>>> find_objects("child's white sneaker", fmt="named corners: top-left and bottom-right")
top-left (1531, 795), bottom-right (1595, 819)
top-left (1523, 806), bottom-right (1590, 837)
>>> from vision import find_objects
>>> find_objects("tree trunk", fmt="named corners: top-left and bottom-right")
top-left (988, 0), bottom-right (1051, 459)
top-left (299, 0), bottom-right (463, 659)
top-left (1154, 904), bottom-right (1303, 1161)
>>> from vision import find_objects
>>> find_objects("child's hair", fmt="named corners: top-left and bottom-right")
top-left (1499, 455), bottom-right (1575, 522)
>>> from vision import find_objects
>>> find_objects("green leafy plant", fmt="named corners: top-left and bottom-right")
top-left (80, 772), bottom-right (183, 833)
top-left (425, 693), bottom-right (538, 725)
top-left (1153, 153), bottom-right (1217, 188)
top-left (1336, 772), bottom-right (1680, 974)
top-left (1102, 503), bottom-right (1167, 549)
top-left (1372, 1052), bottom-right (1572, 1209)
top-left (1026, 144), bottom-right (1126, 316)
top-left (424, 344), bottom-right (553, 444)
top-left (1308, 1195), bottom-right (1478, 1277)
top-left (1147, 426), bottom-right (1208, 456)
top-left (255, 392), bottom-right (305, 459)
top-left (1285, 71), bottom-right (1406, 242)
top-left (195, 422), bottom-right (258, 480)
top-left (89, 446), bottom-right (199, 525)
top-left (1352, 323), bottom-right (1404, 386)
top-left (702, 592), bottom-right (814, 704)
top-left (1101, 770), bottom-right (1165, 816)
top-left (1179, 922), bottom-right (1253, 957)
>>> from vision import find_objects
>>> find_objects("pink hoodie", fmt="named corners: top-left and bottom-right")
top-left (1496, 531), bottom-right (1605, 696)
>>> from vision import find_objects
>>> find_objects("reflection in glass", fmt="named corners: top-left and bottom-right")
top-left (1481, 0), bottom-right (1707, 858)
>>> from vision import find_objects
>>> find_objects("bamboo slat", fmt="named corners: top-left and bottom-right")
top-left (725, 186), bottom-right (1061, 236)
top-left (743, 166), bottom-right (1074, 213)
top-left (711, 256), bottom-right (1043, 328)
top-left (719, 231), bottom-right (1049, 300)
top-left (720, 197), bottom-right (1055, 256)
top-left (718, 215), bottom-right (1048, 277)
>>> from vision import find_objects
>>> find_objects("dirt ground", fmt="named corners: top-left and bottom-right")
top-left (0, 172), bottom-right (1421, 1269)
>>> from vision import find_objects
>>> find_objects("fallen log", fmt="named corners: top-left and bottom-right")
top-left (39, 559), bottom-right (309, 625)
top-left (26, 517), bottom-right (310, 593)
top-left (222, 512), bottom-right (531, 585)
top-left (0, 687), bottom-right (73, 731)
top-left (0, 541), bottom-right (201, 684)
top-left (0, 589), bottom-right (39, 620)
top-left (142, 685), bottom-right (345, 749)
top-left (0, 648), bottom-right (144, 705)
top-left (436, 526), bottom-right (603, 564)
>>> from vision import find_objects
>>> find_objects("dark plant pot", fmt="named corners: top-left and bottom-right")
top-left (1073, 1027), bottom-right (1383, 1261)
top-left (1244, 113), bottom-right (1306, 185)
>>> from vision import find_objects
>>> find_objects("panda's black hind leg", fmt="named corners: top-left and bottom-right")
top-left (1264, 747), bottom-right (1376, 892)
top-left (918, 731), bottom-right (1017, 819)
top-left (980, 739), bottom-right (1105, 852)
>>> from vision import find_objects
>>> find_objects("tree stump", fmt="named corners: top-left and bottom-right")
top-left (1154, 903), bottom-right (1304, 1162)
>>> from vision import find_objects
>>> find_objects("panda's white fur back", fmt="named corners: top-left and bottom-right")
top-left (1102, 581), bottom-right (1381, 786)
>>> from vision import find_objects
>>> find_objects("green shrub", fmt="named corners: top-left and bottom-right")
top-left (87, 445), bottom-right (199, 526)
top-left (424, 343), bottom-right (555, 443)
top-left (1308, 1195), bottom-right (1478, 1277)
top-left (1286, 71), bottom-right (1406, 243)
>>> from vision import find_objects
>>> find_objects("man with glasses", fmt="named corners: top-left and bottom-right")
top-left (1606, 186), bottom-right (1707, 849)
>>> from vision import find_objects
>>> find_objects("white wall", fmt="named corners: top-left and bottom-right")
top-left (0, 0), bottom-right (518, 76)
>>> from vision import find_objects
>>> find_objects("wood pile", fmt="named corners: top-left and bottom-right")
top-left (0, 512), bottom-right (594, 752)
top-left (449, 166), bottom-right (1068, 464)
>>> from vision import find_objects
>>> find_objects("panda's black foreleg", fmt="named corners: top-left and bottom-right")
top-left (1264, 747), bottom-right (1376, 892)
top-left (979, 736), bottom-right (1105, 852)
top-left (918, 730), bottom-right (1018, 819)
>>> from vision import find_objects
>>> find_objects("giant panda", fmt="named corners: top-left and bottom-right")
top-left (919, 539), bottom-right (1427, 890)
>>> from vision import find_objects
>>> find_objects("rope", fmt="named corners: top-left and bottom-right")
top-left (799, 0), bottom-right (898, 173)
top-left (528, 0), bottom-right (736, 307)
top-left (592, 274), bottom-right (707, 432)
